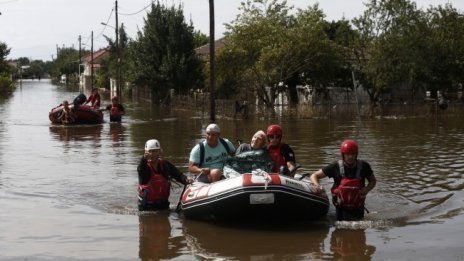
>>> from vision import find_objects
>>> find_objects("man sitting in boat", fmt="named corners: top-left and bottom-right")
top-left (137, 139), bottom-right (188, 211)
top-left (57, 100), bottom-right (75, 124)
top-left (266, 124), bottom-right (298, 176)
top-left (188, 123), bottom-right (235, 183)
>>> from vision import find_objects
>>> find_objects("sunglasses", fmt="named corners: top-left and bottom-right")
top-left (268, 135), bottom-right (281, 140)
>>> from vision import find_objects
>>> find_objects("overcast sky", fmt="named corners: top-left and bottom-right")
top-left (0, 0), bottom-right (462, 61)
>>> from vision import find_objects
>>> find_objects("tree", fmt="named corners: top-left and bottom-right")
top-left (352, 0), bottom-right (464, 106)
top-left (423, 4), bottom-right (464, 94)
top-left (131, 2), bottom-right (204, 104)
top-left (23, 60), bottom-right (46, 79)
top-left (220, 0), bottom-right (295, 107)
top-left (217, 0), bottom-right (346, 107)
top-left (49, 47), bottom-right (82, 83)
top-left (0, 41), bottom-right (14, 96)
top-left (352, 0), bottom-right (426, 105)
top-left (0, 41), bottom-right (11, 73)
top-left (288, 6), bottom-right (348, 99)
top-left (101, 24), bottom-right (131, 90)
top-left (193, 30), bottom-right (209, 48)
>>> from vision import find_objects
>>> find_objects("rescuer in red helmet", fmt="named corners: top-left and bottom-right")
top-left (266, 124), bottom-right (297, 176)
top-left (310, 139), bottom-right (377, 221)
top-left (104, 96), bottom-right (125, 122)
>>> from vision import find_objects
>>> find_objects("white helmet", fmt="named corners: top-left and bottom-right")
top-left (206, 123), bottom-right (220, 133)
top-left (145, 139), bottom-right (161, 150)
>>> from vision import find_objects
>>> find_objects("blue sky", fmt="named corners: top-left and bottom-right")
top-left (0, 0), bottom-right (462, 61)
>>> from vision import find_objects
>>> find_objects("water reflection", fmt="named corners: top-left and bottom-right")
top-left (329, 228), bottom-right (376, 260)
top-left (109, 122), bottom-right (125, 147)
top-left (138, 213), bottom-right (185, 261)
top-left (182, 219), bottom-right (329, 260)
top-left (49, 124), bottom-right (103, 142)
top-left (136, 213), bottom-right (381, 261)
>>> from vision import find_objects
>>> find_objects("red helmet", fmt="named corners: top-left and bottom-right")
top-left (340, 139), bottom-right (358, 155)
top-left (266, 124), bottom-right (282, 137)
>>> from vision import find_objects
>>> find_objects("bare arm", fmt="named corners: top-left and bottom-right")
top-left (188, 161), bottom-right (210, 176)
top-left (310, 169), bottom-right (327, 193)
top-left (360, 174), bottom-right (377, 197)
top-left (287, 161), bottom-right (297, 173)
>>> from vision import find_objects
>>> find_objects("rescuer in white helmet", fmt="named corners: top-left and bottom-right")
top-left (137, 139), bottom-right (188, 211)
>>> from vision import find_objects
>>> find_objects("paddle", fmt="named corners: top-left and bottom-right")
top-left (288, 163), bottom-right (301, 177)
top-left (175, 173), bottom-right (193, 213)
top-left (175, 182), bottom-right (187, 213)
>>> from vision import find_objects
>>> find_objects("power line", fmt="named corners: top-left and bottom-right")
top-left (118, 1), bottom-right (152, 16)
top-left (0, 0), bottom-right (20, 5)
top-left (95, 8), bottom-right (115, 40)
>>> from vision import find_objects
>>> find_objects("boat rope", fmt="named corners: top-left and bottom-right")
top-left (252, 169), bottom-right (272, 190)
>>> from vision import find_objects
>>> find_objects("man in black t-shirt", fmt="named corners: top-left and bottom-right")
top-left (310, 139), bottom-right (377, 221)
top-left (105, 96), bottom-right (125, 122)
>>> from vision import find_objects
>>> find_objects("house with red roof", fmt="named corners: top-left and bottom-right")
top-left (79, 48), bottom-right (110, 90)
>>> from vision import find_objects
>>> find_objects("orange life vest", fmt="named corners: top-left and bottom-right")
top-left (331, 160), bottom-right (365, 210)
top-left (138, 160), bottom-right (170, 203)
top-left (110, 104), bottom-right (122, 117)
top-left (268, 143), bottom-right (286, 173)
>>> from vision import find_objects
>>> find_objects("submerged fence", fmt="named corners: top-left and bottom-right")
top-left (132, 86), bottom-right (464, 119)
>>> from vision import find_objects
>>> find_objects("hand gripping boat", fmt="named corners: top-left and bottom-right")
top-left (180, 165), bottom-right (330, 222)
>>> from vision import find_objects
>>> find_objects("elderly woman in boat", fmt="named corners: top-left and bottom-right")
top-left (235, 130), bottom-right (267, 155)
top-left (224, 130), bottom-right (274, 178)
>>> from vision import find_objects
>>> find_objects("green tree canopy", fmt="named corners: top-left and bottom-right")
top-left (0, 41), bottom-right (14, 96)
top-left (0, 41), bottom-right (11, 73)
top-left (423, 3), bottom-right (464, 92)
top-left (101, 24), bottom-right (131, 89)
top-left (217, 0), bottom-right (347, 106)
top-left (193, 30), bottom-right (209, 48)
top-left (131, 1), bottom-right (204, 103)
top-left (49, 47), bottom-right (82, 81)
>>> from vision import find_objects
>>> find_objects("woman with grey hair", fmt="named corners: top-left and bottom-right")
top-left (235, 130), bottom-right (267, 155)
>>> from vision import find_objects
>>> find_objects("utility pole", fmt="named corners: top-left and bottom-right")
top-left (115, 0), bottom-right (121, 101)
top-left (91, 31), bottom-right (94, 90)
top-left (78, 35), bottom-right (82, 81)
top-left (209, 0), bottom-right (216, 122)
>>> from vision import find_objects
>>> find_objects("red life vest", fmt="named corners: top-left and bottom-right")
top-left (110, 104), bottom-right (122, 117)
top-left (268, 143), bottom-right (286, 173)
top-left (331, 160), bottom-right (365, 210)
top-left (138, 160), bottom-right (170, 203)
top-left (87, 94), bottom-right (101, 107)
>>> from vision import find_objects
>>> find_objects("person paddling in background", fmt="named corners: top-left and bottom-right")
top-left (235, 130), bottom-right (267, 155)
top-left (310, 139), bottom-right (377, 221)
top-left (188, 123), bottom-right (235, 183)
top-left (104, 96), bottom-right (125, 122)
top-left (85, 88), bottom-right (101, 109)
top-left (137, 139), bottom-right (188, 211)
top-left (266, 124), bottom-right (297, 176)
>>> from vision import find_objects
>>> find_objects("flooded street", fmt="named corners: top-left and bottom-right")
top-left (1, 79), bottom-right (463, 260)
